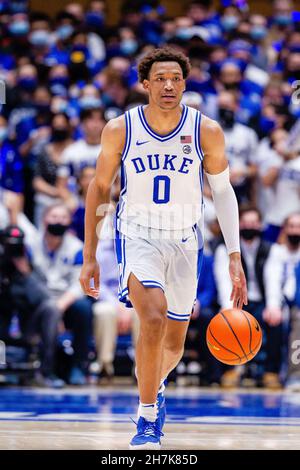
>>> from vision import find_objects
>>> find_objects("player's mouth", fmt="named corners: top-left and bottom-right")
top-left (161, 95), bottom-right (176, 101)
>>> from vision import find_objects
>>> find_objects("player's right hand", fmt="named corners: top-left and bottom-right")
top-left (79, 260), bottom-right (100, 299)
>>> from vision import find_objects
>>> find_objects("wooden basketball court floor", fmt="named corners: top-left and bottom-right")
top-left (0, 385), bottom-right (300, 450)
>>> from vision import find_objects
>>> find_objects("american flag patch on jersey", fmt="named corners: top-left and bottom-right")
top-left (180, 135), bottom-right (192, 144)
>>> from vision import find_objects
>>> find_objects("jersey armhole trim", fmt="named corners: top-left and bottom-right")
top-left (195, 110), bottom-right (205, 161)
top-left (121, 110), bottom-right (132, 162)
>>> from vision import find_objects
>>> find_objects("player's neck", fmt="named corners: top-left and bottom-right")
top-left (143, 103), bottom-right (183, 136)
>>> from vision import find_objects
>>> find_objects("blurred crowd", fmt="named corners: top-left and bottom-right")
top-left (0, 0), bottom-right (300, 389)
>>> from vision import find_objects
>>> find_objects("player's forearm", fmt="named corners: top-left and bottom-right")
top-left (206, 167), bottom-right (240, 255)
top-left (83, 177), bottom-right (110, 261)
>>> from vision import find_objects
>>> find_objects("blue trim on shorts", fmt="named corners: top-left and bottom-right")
top-left (167, 310), bottom-right (191, 322)
top-left (118, 278), bottom-right (165, 307)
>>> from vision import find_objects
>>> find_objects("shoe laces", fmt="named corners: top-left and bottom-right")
top-left (131, 417), bottom-right (164, 437)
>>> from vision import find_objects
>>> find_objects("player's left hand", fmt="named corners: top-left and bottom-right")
top-left (229, 252), bottom-right (248, 309)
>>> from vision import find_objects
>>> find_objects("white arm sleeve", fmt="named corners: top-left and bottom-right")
top-left (206, 166), bottom-right (240, 255)
top-left (214, 244), bottom-right (233, 309)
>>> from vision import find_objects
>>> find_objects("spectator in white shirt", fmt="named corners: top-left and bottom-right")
top-left (218, 91), bottom-right (258, 204)
top-left (19, 203), bottom-right (93, 385)
top-left (57, 108), bottom-right (106, 196)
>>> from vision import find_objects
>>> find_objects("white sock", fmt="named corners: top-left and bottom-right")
top-left (138, 402), bottom-right (158, 422)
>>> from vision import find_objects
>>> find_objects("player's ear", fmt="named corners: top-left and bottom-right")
top-left (142, 79), bottom-right (150, 92)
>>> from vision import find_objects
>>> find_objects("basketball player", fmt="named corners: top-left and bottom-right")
top-left (80, 47), bottom-right (248, 449)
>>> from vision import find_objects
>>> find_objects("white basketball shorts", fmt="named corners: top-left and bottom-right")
top-left (115, 222), bottom-right (203, 322)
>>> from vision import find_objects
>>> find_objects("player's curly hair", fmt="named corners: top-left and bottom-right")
top-left (138, 47), bottom-right (191, 82)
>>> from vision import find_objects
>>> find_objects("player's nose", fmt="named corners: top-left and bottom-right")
top-left (164, 79), bottom-right (174, 90)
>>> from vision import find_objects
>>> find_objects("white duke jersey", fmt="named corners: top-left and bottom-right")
top-left (116, 104), bottom-right (204, 233)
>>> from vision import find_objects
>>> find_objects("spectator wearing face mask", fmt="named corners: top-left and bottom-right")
top-left (217, 90), bottom-right (258, 204)
top-left (7, 11), bottom-right (30, 56)
top-left (214, 206), bottom-right (282, 388)
top-left (18, 203), bottom-right (94, 385)
top-left (48, 64), bottom-right (70, 98)
top-left (219, 4), bottom-right (242, 36)
top-left (33, 113), bottom-right (74, 228)
top-left (28, 12), bottom-right (53, 59)
top-left (269, 0), bottom-right (294, 46)
top-left (57, 108), bottom-right (105, 197)
top-left (249, 14), bottom-right (269, 70)
top-left (264, 212), bottom-right (300, 390)
top-left (8, 64), bottom-right (39, 137)
top-left (205, 58), bottom-right (263, 127)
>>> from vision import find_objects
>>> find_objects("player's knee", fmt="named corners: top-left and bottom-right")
top-left (165, 340), bottom-right (185, 359)
top-left (141, 311), bottom-right (167, 338)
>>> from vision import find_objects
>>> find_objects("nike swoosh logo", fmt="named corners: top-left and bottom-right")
top-left (182, 236), bottom-right (193, 243)
top-left (136, 140), bottom-right (150, 146)
top-left (255, 322), bottom-right (260, 332)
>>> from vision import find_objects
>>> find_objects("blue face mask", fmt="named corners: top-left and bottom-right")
top-left (250, 26), bottom-right (267, 41)
top-left (29, 30), bottom-right (50, 46)
top-left (56, 24), bottom-right (74, 40)
top-left (176, 28), bottom-right (192, 40)
top-left (18, 77), bottom-right (37, 92)
top-left (274, 14), bottom-right (292, 26)
top-left (85, 12), bottom-right (104, 28)
top-left (50, 76), bottom-right (69, 88)
top-left (0, 127), bottom-right (8, 142)
top-left (120, 39), bottom-right (138, 56)
top-left (79, 96), bottom-right (102, 110)
top-left (49, 77), bottom-right (69, 96)
top-left (9, 20), bottom-right (29, 36)
top-left (221, 16), bottom-right (239, 31)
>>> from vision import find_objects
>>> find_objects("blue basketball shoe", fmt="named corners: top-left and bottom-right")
top-left (129, 416), bottom-right (163, 450)
top-left (157, 389), bottom-right (166, 430)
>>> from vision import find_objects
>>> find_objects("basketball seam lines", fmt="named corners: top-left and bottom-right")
top-left (214, 338), bottom-right (262, 364)
top-left (220, 312), bottom-right (248, 359)
top-left (208, 326), bottom-right (241, 362)
top-left (241, 310), bottom-right (253, 354)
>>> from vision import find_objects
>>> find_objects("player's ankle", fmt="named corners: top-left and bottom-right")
top-left (138, 402), bottom-right (158, 422)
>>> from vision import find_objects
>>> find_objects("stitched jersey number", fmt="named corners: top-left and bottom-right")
top-left (153, 175), bottom-right (170, 204)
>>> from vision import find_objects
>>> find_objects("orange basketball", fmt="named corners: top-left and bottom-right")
top-left (206, 308), bottom-right (263, 365)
